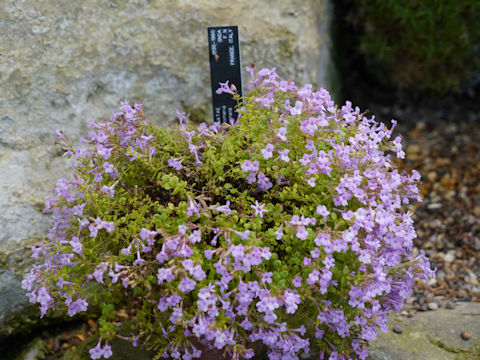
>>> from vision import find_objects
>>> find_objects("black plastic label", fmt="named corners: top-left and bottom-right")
top-left (208, 26), bottom-right (242, 123)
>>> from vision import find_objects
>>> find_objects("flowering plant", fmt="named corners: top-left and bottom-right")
top-left (23, 67), bottom-right (433, 360)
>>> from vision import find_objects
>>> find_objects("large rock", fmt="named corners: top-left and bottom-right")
top-left (368, 302), bottom-right (480, 360)
top-left (0, 0), bottom-right (334, 334)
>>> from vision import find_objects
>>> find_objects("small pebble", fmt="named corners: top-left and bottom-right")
top-left (425, 293), bottom-right (435, 303)
top-left (445, 301), bottom-right (456, 310)
top-left (427, 302), bottom-right (439, 310)
top-left (461, 331), bottom-right (471, 341)
top-left (427, 203), bottom-right (442, 210)
top-left (427, 171), bottom-right (438, 182)
top-left (393, 325), bottom-right (403, 334)
top-left (443, 252), bottom-right (455, 263)
top-left (419, 304), bottom-right (428, 312)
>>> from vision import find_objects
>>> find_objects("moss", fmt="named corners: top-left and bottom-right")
top-left (429, 337), bottom-right (480, 360)
top-left (0, 303), bottom-right (101, 339)
top-left (278, 39), bottom-right (294, 61)
top-left (181, 103), bottom-right (209, 125)
top-left (13, 338), bottom-right (48, 360)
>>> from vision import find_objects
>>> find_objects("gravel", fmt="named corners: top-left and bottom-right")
top-left (364, 96), bottom-right (480, 313)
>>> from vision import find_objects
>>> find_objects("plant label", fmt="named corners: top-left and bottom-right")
top-left (208, 26), bottom-right (243, 123)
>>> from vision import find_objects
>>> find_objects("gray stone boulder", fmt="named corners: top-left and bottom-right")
top-left (0, 0), bottom-right (334, 335)
top-left (368, 302), bottom-right (480, 360)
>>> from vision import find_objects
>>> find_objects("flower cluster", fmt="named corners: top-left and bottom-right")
top-left (23, 68), bottom-right (433, 359)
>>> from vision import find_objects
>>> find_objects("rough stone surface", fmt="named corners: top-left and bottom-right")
top-left (14, 337), bottom-right (48, 360)
top-left (368, 302), bottom-right (480, 360)
top-left (0, 0), bottom-right (333, 330)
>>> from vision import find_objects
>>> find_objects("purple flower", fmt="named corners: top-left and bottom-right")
top-left (307, 177), bottom-right (316, 187)
top-left (292, 276), bottom-right (302, 288)
top-left (103, 221), bottom-right (115, 233)
top-left (120, 243), bottom-right (132, 255)
top-left (216, 201), bottom-right (232, 216)
top-left (89, 342), bottom-right (104, 360)
top-left (187, 198), bottom-right (200, 218)
top-left (289, 101), bottom-right (303, 116)
top-left (67, 298), bottom-right (88, 317)
top-left (296, 226), bottom-right (308, 240)
top-left (216, 80), bottom-right (235, 95)
top-left (139, 228), bottom-right (156, 240)
top-left (251, 201), bottom-right (268, 218)
top-left (307, 270), bottom-right (320, 285)
top-left (70, 237), bottom-right (82, 255)
top-left (261, 144), bottom-right (274, 159)
top-left (284, 292), bottom-right (301, 314)
top-left (168, 157), bottom-right (183, 170)
top-left (315, 327), bottom-right (324, 339)
top-left (37, 287), bottom-right (53, 317)
top-left (310, 247), bottom-right (321, 259)
top-left (232, 229), bottom-right (251, 240)
top-left (133, 248), bottom-right (145, 266)
top-left (316, 205), bottom-right (330, 225)
top-left (101, 185), bottom-right (115, 197)
top-left (204, 249), bottom-right (214, 259)
top-left (276, 126), bottom-right (287, 141)
top-left (102, 344), bottom-right (112, 358)
top-left (88, 267), bottom-right (105, 284)
top-left (190, 265), bottom-right (206, 281)
top-left (230, 244), bottom-right (245, 259)
top-left (71, 204), bottom-right (85, 216)
top-left (261, 271), bottom-right (273, 284)
top-left (157, 268), bottom-right (174, 284)
top-left (277, 149), bottom-right (290, 162)
top-left (88, 223), bottom-right (99, 238)
top-left (169, 306), bottom-right (184, 324)
top-left (314, 233), bottom-right (331, 247)
top-left (257, 172), bottom-right (273, 191)
top-left (246, 172), bottom-right (257, 184)
top-left (21, 271), bottom-right (36, 291)
top-left (189, 230), bottom-right (201, 244)
top-left (274, 226), bottom-right (284, 240)
top-left (178, 276), bottom-right (196, 293)
top-left (241, 160), bottom-right (259, 173)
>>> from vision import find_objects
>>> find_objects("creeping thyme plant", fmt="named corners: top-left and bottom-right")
top-left (23, 67), bottom-right (434, 360)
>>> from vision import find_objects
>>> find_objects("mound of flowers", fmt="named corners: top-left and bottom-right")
top-left (23, 67), bottom-right (434, 360)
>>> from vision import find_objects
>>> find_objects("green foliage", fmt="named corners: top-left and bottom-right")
top-left (349, 0), bottom-right (480, 93)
